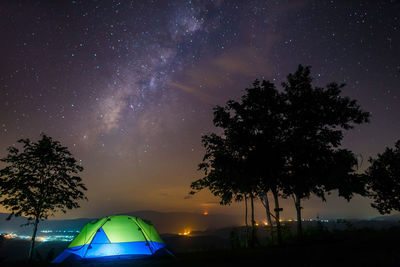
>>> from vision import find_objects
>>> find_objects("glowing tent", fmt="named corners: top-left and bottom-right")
top-left (52, 215), bottom-right (166, 263)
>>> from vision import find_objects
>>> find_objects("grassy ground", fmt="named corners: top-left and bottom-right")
top-left (1, 226), bottom-right (400, 266)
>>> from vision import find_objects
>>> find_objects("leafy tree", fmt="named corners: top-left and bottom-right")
top-left (281, 65), bottom-right (370, 237)
top-left (191, 99), bottom-right (261, 246)
top-left (191, 80), bottom-right (287, 245)
top-left (191, 65), bottom-right (370, 244)
top-left (0, 134), bottom-right (87, 260)
top-left (322, 149), bottom-right (367, 201)
top-left (236, 80), bottom-right (287, 244)
top-left (367, 140), bottom-right (400, 214)
top-left (190, 134), bottom-right (254, 245)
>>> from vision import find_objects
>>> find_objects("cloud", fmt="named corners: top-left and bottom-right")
top-left (168, 34), bottom-right (279, 104)
top-left (201, 201), bottom-right (220, 207)
top-left (168, 81), bottom-right (214, 103)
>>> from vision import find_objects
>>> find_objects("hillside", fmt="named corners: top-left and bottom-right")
top-left (0, 211), bottom-right (242, 235)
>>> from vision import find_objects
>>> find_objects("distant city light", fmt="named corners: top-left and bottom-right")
top-left (1, 231), bottom-right (77, 242)
top-left (178, 229), bottom-right (191, 236)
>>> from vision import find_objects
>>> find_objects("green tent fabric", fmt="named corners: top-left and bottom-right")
top-left (52, 215), bottom-right (166, 263)
top-left (68, 217), bottom-right (108, 248)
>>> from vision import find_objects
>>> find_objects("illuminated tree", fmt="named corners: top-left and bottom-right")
top-left (0, 134), bottom-right (87, 261)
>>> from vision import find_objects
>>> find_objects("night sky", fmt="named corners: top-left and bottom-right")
top-left (0, 0), bottom-right (399, 220)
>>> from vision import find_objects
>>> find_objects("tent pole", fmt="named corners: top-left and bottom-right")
top-left (130, 217), bottom-right (154, 255)
top-left (82, 216), bottom-right (112, 259)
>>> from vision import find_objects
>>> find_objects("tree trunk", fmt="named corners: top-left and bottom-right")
top-left (250, 195), bottom-right (256, 247)
top-left (262, 193), bottom-right (273, 226)
top-left (244, 195), bottom-right (248, 247)
top-left (245, 195), bottom-right (248, 228)
top-left (262, 193), bottom-right (274, 242)
top-left (272, 189), bottom-right (282, 245)
top-left (294, 194), bottom-right (303, 238)
top-left (29, 217), bottom-right (39, 261)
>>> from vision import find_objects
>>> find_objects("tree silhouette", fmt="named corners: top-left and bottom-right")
top-left (281, 65), bottom-right (370, 237)
top-left (191, 99), bottom-right (261, 246)
top-left (191, 64), bottom-right (370, 244)
top-left (367, 140), bottom-right (400, 214)
top-left (191, 80), bottom-right (287, 245)
top-left (190, 135), bottom-right (253, 245)
top-left (236, 80), bottom-right (287, 244)
top-left (191, 133), bottom-right (241, 205)
top-left (322, 149), bottom-right (367, 201)
top-left (0, 134), bottom-right (87, 260)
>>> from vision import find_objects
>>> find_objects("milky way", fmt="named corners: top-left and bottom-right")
top-left (0, 0), bottom-right (399, 219)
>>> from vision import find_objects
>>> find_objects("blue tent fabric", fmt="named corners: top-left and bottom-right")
top-left (52, 215), bottom-right (167, 263)
top-left (85, 242), bottom-right (152, 257)
top-left (52, 241), bottom-right (166, 263)
top-left (51, 250), bottom-right (72, 263)
top-left (91, 227), bottom-right (110, 244)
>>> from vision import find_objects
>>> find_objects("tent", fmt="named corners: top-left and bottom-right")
top-left (52, 215), bottom-right (166, 263)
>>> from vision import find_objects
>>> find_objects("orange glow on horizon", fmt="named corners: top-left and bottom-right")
top-left (178, 229), bottom-right (191, 236)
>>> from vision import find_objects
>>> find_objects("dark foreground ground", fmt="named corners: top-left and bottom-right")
top-left (1, 225), bottom-right (400, 266)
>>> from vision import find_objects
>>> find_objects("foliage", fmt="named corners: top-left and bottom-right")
top-left (367, 140), bottom-right (400, 214)
top-left (281, 65), bottom-right (370, 201)
top-left (0, 134), bottom-right (87, 220)
top-left (0, 134), bottom-right (87, 259)
top-left (190, 64), bottom-right (370, 241)
top-left (273, 65), bottom-right (369, 237)
top-left (323, 149), bottom-right (367, 200)
top-left (190, 133), bottom-right (249, 205)
top-left (190, 79), bottom-right (289, 246)
top-left (191, 80), bottom-right (287, 199)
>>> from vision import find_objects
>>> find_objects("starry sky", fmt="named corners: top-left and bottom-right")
top-left (0, 0), bottom-right (399, 220)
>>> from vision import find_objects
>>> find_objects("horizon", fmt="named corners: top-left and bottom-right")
top-left (1, 0), bottom-right (399, 222)
top-left (0, 207), bottom-right (398, 222)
